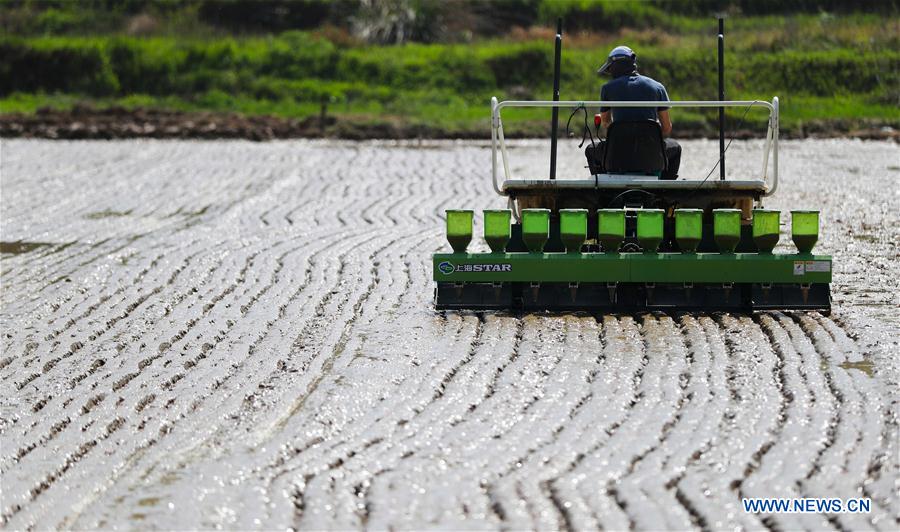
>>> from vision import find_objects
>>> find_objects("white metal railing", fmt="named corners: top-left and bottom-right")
top-left (490, 97), bottom-right (779, 197)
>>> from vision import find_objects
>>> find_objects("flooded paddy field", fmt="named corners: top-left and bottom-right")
top-left (1, 138), bottom-right (898, 530)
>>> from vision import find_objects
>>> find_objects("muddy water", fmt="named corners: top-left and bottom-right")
top-left (1, 139), bottom-right (897, 530)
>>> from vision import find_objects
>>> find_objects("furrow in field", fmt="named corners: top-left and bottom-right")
top-left (0, 242), bottom-right (204, 466)
top-left (669, 315), bottom-right (778, 530)
top-left (4, 244), bottom-right (219, 519)
top-left (54, 231), bottom-right (352, 530)
top-left (355, 315), bottom-right (569, 531)
top-left (24, 231), bottom-right (376, 528)
top-left (0, 242), bottom-right (165, 379)
top-left (265, 245), bottom-right (478, 528)
top-left (537, 315), bottom-right (645, 531)
top-left (96, 161), bottom-right (478, 528)
top-left (611, 314), bottom-right (716, 531)
top-left (0, 142), bottom-right (294, 528)
top-left (811, 315), bottom-right (899, 522)
top-left (2, 242), bottom-right (198, 393)
top-left (2, 139), bottom-right (898, 530)
top-left (56, 155), bottom-right (428, 528)
top-left (742, 313), bottom-right (836, 530)
top-left (658, 315), bottom-right (726, 531)
top-left (793, 313), bottom-right (896, 530)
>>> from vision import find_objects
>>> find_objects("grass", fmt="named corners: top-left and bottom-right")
top-left (1, 12), bottom-right (898, 137)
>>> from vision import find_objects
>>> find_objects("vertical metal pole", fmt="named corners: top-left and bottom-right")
top-left (718, 17), bottom-right (725, 180)
top-left (549, 18), bottom-right (562, 180)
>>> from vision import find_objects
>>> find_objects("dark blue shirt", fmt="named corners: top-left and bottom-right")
top-left (600, 74), bottom-right (670, 122)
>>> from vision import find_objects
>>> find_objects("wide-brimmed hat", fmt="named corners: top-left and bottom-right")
top-left (597, 45), bottom-right (636, 75)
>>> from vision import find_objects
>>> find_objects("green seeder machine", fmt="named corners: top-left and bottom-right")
top-left (433, 205), bottom-right (831, 312)
top-left (432, 21), bottom-right (832, 313)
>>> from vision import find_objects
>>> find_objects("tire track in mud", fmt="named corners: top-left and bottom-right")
top-left (2, 140), bottom-right (897, 530)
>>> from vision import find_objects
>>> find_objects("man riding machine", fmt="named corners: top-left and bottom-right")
top-left (588, 45), bottom-right (681, 182)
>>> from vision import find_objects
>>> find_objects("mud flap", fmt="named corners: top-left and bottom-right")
top-left (435, 282), bottom-right (513, 310)
top-left (750, 283), bottom-right (831, 312)
top-left (519, 282), bottom-right (616, 310)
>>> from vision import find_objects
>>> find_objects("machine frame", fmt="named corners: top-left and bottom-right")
top-left (491, 98), bottom-right (779, 219)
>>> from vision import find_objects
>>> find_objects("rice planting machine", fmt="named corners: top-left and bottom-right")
top-left (432, 20), bottom-right (832, 313)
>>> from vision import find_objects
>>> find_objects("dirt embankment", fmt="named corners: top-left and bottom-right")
top-left (0, 105), bottom-right (472, 141)
top-left (1, 105), bottom-right (898, 141)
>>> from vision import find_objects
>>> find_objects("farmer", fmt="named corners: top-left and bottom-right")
top-left (594, 45), bottom-right (681, 179)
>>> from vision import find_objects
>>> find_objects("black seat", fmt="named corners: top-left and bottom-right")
top-left (602, 120), bottom-right (666, 175)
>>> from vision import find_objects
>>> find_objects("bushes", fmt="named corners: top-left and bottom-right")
top-left (637, 49), bottom-right (717, 97)
top-left (107, 38), bottom-right (182, 94)
top-left (336, 44), bottom-right (495, 92)
top-left (536, 0), bottom-right (667, 31)
top-left (739, 50), bottom-right (899, 95)
top-left (0, 38), bottom-right (119, 95)
top-left (264, 31), bottom-right (339, 78)
top-left (0, 32), bottom-right (897, 114)
top-left (427, 47), bottom-right (496, 92)
top-left (248, 77), bottom-right (395, 103)
top-left (483, 43), bottom-right (551, 88)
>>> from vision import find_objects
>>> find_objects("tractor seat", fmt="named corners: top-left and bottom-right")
top-left (603, 120), bottom-right (666, 176)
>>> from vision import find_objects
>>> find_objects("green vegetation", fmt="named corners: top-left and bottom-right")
top-left (1, 1), bottom-right (898, 137)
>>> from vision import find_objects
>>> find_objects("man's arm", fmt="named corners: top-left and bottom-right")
top-left (600, 110), bottom-right (612, 129)
top-left (598, 83), bottom-right (613, 130)
top-left (657, 82), bottom-right (672, 137)
top-left (658, 109), bottom-right (672, 137)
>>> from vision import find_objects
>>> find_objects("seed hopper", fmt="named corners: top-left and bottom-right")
top-left (432, 20), bottom-right (832, 313)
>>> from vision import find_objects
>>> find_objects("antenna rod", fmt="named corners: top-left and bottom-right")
top-left (718, 17), bottom-right (725, 180)
top-left (549, 18), bottom-right (562, 180)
